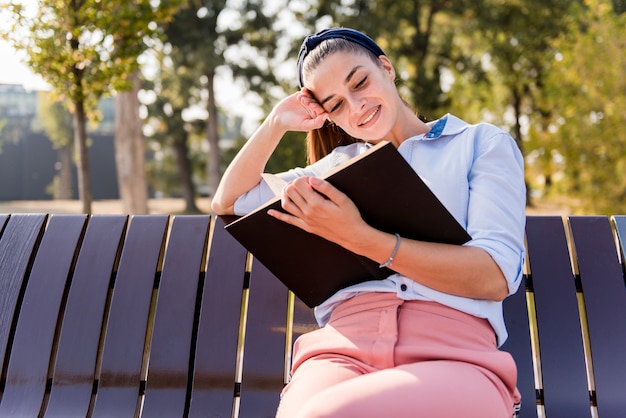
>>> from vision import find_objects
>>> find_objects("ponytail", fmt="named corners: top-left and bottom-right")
top-left (306, 121), bottom-right (361, 164)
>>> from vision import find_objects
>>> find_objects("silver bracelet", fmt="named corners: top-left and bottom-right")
top-left (379, 233), bottom-right (401, 268)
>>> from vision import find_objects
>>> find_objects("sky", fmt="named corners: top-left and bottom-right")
top-left (0, 38), bottom-right (264, 134)
top-left (0, 40), bottom-right (50, 90)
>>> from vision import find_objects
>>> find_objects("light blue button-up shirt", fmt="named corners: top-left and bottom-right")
top-left (234, 114), bottom-right (526, 346)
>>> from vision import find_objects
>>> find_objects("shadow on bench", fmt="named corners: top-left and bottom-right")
top-left (0, 214), bottom-right (625, 417)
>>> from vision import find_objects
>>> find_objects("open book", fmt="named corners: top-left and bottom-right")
top-left (224, 141), bottom-right (471, 308)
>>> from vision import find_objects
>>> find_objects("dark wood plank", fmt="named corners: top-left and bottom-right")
top-left (91, 215), bottom-right (169, 418)
top-left (525, 216), bottom-right (591, 417)
top-left (238, 260), bottom-right (290, 418)
top-left (188, 216), bottom-right (248, 418)
top-left (0, 214), bottom-right (47, 373)
top-left (501, 275), bottom-right (537, 418)
top-left (0, 215), bottom-right (87, 417)
top-left (569, 216), bottom-right (626, 417)
top-left (291, 296), bottom-right (317, 346)
top-left (44, 215), bottom-right (128, 418)
top-left (142, 215), bottom-right (211, 417)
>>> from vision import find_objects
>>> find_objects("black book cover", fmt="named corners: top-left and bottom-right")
top-left (224, 141), bottom-right (471, 308)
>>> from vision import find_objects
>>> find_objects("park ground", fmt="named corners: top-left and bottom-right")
top-left (0, 197), bottom-right (567, 216)
top-left (0, 198), bottom-right (213, 215)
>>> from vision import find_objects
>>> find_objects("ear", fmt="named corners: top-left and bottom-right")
top-left (378, 55), bottom-right (396, 82)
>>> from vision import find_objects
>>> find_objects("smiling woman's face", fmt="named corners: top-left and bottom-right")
top-left (303, 51), bottom-right (399, 142)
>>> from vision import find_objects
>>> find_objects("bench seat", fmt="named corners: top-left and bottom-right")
top-left (0, 214), bottom-right (625, 417)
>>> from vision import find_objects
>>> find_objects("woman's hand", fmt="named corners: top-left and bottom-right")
top-left (267, 176), bottom-right (365, 246)
top-left (211, 88), bottom-right (328, 215)
top-left (270, 89), bottom-right (329, 133)
top-left (267, 177), bottom-right (509, 302)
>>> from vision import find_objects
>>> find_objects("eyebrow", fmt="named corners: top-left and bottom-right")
top-left (320, 65), bottom-right (364, 105)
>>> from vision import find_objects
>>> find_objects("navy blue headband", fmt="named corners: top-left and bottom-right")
top-left (297, 28), bottom-right (386, 88)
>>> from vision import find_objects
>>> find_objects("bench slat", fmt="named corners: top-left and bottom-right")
top-left (91, 215), bottom-right (169, 418)
top-left (501, 276), bottom-right (537, 418)
top-left (614, 216), bottom-right (626, 267)
top-left (0, 215), bottom-right (87, 417)
top-left (238, 260), bottom-right (290, 417)
top-left (291, 297), bottom-right (317, 346)
top-left (0, 214), bottom-right (47, 372)
top-left (569, 216), bottom-right (626, 416)
top-left (188, 216), bottom-right (248, 417)
top-left (141, 215), bottom-right (211, 417)
top-left (45, 215), bottom-right (128, 417)
top-left (525, 216), bottom-right (591, 417)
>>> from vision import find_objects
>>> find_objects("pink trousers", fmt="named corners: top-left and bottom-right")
top-left (276, 293), bottom-right (521, 418)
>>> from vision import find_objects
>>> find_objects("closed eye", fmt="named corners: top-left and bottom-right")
top-left (355, 76), bottom-right (367, 89)
top-left (329, 101), bottom-right (343, 113)
top-left (326, 75), bottom-right (368, 113)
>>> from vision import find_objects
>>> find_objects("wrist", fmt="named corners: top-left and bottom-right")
top-left (265, 109), bottom-right (290, 137)
top-left (379, 233), bottom-right (401, 268)
top-left (344, 227), bottom-right (399, 266)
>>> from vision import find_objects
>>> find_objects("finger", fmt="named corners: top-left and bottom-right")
top-left (298, 91), bottom-right (326, 115)
top-left (305, 113), bottom-right (329, 130)
top-left (280, 180), bottom-right (309, 216)
top-left (269, 210), bottom-right (316, 236)
top-left (307, 177), bottom-right (346, 205)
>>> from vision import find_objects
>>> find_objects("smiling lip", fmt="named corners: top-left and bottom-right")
top-left (359, 106), bottom-right (380, 126)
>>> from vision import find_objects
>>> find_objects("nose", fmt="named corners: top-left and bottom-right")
top-left (347, 93), bottom-right (365, 116)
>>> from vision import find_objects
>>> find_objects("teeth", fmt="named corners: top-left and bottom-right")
top-left (361, 107), bottom-right (379, 125)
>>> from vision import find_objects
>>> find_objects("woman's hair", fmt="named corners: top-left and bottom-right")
top-left (306, 120), bottom-right (360, 164)
top-left (302, 38), bottom-right (383, 164)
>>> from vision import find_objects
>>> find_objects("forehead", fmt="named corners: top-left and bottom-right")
top-left (303, 51), bottom-right (375, 91)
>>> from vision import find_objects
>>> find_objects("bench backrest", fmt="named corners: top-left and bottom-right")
top-left (0, 214), bottom-right (625, 418)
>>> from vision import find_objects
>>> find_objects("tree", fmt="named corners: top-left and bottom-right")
top-left (144, 47), bottom-right (203, 213)
top-left (533, 0), bottom-right (626, 213)
top-left (115, 71), bottom-right (150, 214)
top-left (1, 0), bottom-right (181, 213)
top-left (161, 0), bottom-right (282, 195)
top-left (35, 92), bottom-right (74, 199)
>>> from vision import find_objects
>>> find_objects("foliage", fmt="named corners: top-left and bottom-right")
top-left (144, 0), bottom-right (288, 195)
top-left (35, 92), bottom-right (73, 148)
top-left (143, 46), bottom-right (205, 199)
top-left (1, 0), bottom-right (182, 212)
top-left (528, 0), bottom-right (626, 214)
top-left (1, 0), bottom-right (624, 214)
top-left (2, 1), bottom-right (179, 118)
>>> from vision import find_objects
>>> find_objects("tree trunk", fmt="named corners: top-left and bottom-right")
top-left (114, 71), bottom-right (149, 214)
top-left (57, 144), bottom-right (73, 199)
top-left (511, 87), bottom-right (532, 207)
top-left (172, 129), bottom-right (200, 214)
top-left (205, 69), bottom-right (221, 196)
top-left (73, 99), bottom-right (92, 213)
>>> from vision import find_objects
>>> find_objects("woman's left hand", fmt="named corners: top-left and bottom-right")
top-left (267, 176), bottom-right (365, 246)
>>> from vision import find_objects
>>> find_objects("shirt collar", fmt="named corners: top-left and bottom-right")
top-left (421, 114), bottom-right (470, 141)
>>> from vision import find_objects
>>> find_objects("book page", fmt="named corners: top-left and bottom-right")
top-left (261, 173), bottom-right (288, 197)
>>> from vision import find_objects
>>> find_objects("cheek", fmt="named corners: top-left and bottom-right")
top-left (333, 116), bottom-right (358, 136)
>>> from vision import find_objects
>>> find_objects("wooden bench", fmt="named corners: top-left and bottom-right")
top-left (0, 213), bottom-right (625, 418)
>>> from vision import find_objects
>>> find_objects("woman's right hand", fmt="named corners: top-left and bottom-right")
top-left (270, 89), bottom-right (329, 133)
top-left (211, 88), bottom-right (328, 215)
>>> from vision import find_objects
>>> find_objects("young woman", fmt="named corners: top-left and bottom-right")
top-left (211, 28), bottom-right (525, 418)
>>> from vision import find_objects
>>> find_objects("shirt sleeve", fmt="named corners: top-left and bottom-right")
top-left (464, 126), bottom-right (527, 295)
top-left (233, 142), bottom-right (368, 216)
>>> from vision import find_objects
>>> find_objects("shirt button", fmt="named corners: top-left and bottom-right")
top-left (400, 284), bottom-right (408, 291)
